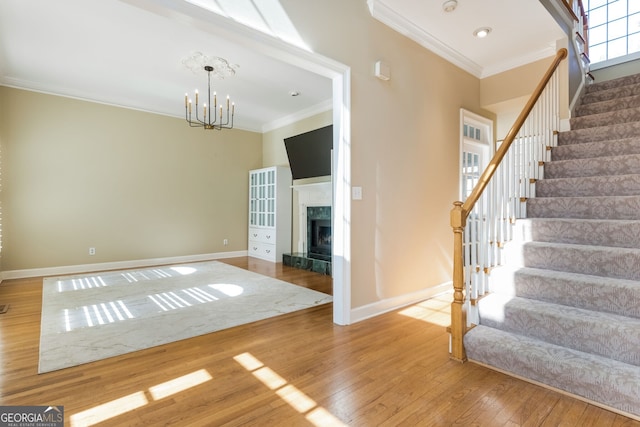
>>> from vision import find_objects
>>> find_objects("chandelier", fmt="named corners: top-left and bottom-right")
top-left (183, 53), bottom-right (237, 131)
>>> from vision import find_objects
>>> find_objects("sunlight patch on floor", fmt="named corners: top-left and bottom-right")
top-left (398, 293), bottom-right (452, 327)
top-left (170, 266), bottom-right (197, 275)
top-left (70, 391), bottom-right (148, 426)
top-left (149, 369), bottom-right (213, 400)
top-left (234, 352), bottom-right (348, 426)
top-left (69, 369), bottom-right (213, 426)
top-left (209, 283), bottom-right (244, 296)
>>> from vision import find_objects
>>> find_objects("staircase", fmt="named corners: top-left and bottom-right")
top-left (463, 73), bottom-right (640, 419)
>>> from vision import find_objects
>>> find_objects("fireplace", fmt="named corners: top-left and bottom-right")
top-left (282, 184), bottom-right (332, 275)
top-left (307, 206), bottom-right (331, 261)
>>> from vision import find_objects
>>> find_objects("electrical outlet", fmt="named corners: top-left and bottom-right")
top-left (223, 239), bottom-right (229, 246)
top-left (89, 247), bottom-right (96, 255)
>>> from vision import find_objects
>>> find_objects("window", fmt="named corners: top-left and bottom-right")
top-left (460, 110), bottom-right (492, 201)
top-left (586, 0), bottom-right (640, 65)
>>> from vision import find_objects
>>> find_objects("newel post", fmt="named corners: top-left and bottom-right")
top-left (450, 201), bottom-right (467, 362)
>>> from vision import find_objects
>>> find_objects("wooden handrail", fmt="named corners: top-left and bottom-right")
top-left (449, 48), bottom-right (568, 362)
top-left (460, 48), bottom-right (567, 220)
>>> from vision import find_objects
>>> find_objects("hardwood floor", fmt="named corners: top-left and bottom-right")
top-left (0, 257), bottom-right (638, 426)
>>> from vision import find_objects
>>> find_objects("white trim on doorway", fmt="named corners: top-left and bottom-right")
top-left (117, 0), bottom-right (353, 325)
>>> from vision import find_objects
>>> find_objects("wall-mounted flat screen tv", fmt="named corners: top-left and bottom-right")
top-left (284, 125), bottom-right (333, 180)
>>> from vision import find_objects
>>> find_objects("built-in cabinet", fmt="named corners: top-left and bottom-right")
top-left (248, 166), bottom-right (292, 262)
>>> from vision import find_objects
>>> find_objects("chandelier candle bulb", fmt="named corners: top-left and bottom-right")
top-left (182, 58), bottom-right (236, 131)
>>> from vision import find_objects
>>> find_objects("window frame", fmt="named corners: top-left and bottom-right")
top-left (586, 0), bottom-right (640, 69)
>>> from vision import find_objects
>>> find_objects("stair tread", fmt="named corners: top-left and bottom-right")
top-left (523, 239), bottom-right (640, 253)
top-left (559, 121), bottom-right (640, 145)
top-left (521, 240), bottom-right (640, 281)
top-left (515, 266), bottom-right (640, 289)
top-left (551, 137), bottom-right (640, 160)
top-left (478, 294), bottom-right (640, 358)
top-left (581, 81), bottom-right (640, 105)
top-left (495, 266), bottom-right (640, 318)
top-left (575, 93), bottom-right (640, 117)
top-left (465, 325), bottom-right (640, 418)
top-left (536, 173), bottom-right (640, 197)
top-left (570, 105), bottom-right (640, 129)
top-left (480, 293), bottom-right (640, 326)
top-left (474, 293), bottom-right (640, 376)
top-left (528, 194), bottom-right (640, 203)
top-left (540, 172), bottom-right (640, 181)
top-left (544, 153), bottom-right (640, 178)
top-left (515, 218), bottom-right (640, 249)
top-left (520, 217), bottom-right (640, 225)
top-left (586, 73), bottom-right (640, 93)
top-left (527, 194), bottom-right (640, 220)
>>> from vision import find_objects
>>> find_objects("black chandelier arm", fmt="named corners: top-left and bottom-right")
top-left (185, 106), bottom-right (205, 127)
top-left (186, 108), bottom-right (234, 129)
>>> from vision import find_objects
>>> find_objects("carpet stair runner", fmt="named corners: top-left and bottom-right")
top-left (463, 72), bottom-right (640, 419)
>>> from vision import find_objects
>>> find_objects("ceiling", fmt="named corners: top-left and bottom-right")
top-left (0, 0), bottom-right (566, 133)
top-left (368, 0), bottom-right (567, 78)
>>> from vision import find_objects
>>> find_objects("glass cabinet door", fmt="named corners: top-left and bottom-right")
top-left (249, 168), bottom-right (278, 228)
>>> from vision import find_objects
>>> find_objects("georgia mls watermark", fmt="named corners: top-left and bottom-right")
top-left (0, 406), bottom-right (64, 427)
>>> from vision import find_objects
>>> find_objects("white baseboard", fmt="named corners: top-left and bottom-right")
top-left (1, 250), bottom-right (248, 280)
top-left (349, 281), bottom-right (452, 324)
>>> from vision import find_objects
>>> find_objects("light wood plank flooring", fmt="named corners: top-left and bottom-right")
top-left (0, 257), bottom-right (638, 426)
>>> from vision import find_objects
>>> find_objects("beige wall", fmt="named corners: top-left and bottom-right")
top-left (481, 57), bottom-right (555, 108)
top-left (0, 87), bottom-right (262, 271)
top-left (278, 0), bottom-right (490, 307)
top-left (481, 52), bottom-right (569, 140)
top-left (482, 57), bottom-right (553, 140)
top-left (2, 0), bottom-right (497, 313)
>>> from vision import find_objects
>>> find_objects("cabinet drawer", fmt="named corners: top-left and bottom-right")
top-left (248, 241), bottom-right (276, 261)
top-left (248, 227), bottom-right (275, 244)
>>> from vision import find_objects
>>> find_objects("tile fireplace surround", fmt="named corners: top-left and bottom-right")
top-left (283, 182), bottom-right (332, 275)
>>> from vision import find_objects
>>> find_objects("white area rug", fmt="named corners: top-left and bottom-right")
top-left (39, 261), bottom-right (332, 373)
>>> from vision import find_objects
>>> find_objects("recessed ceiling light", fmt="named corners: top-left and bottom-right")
top-left (473, 27), bottom-right (492, 38)
top-left (289, 90), bottom-right (300, 97)
top-left (442, 0), bottom-right (458, 13)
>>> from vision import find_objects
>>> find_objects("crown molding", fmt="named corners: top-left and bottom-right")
top-left (367, 0), bottom-right (483, 78)
top-left (367, 0), bottom-right (562, 80)
top-left (262, 99), bottom-right (332, 133)
top-left (0, 78), bottom-right (264, 133)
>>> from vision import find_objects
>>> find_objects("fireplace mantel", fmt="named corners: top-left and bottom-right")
top-left (291, 182), bottom-right (332, 253)
top-left (291, 182), bottom-right (332, 200)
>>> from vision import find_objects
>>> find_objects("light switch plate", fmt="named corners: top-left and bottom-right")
top-left (352, 186), bottom-right (362, 200)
